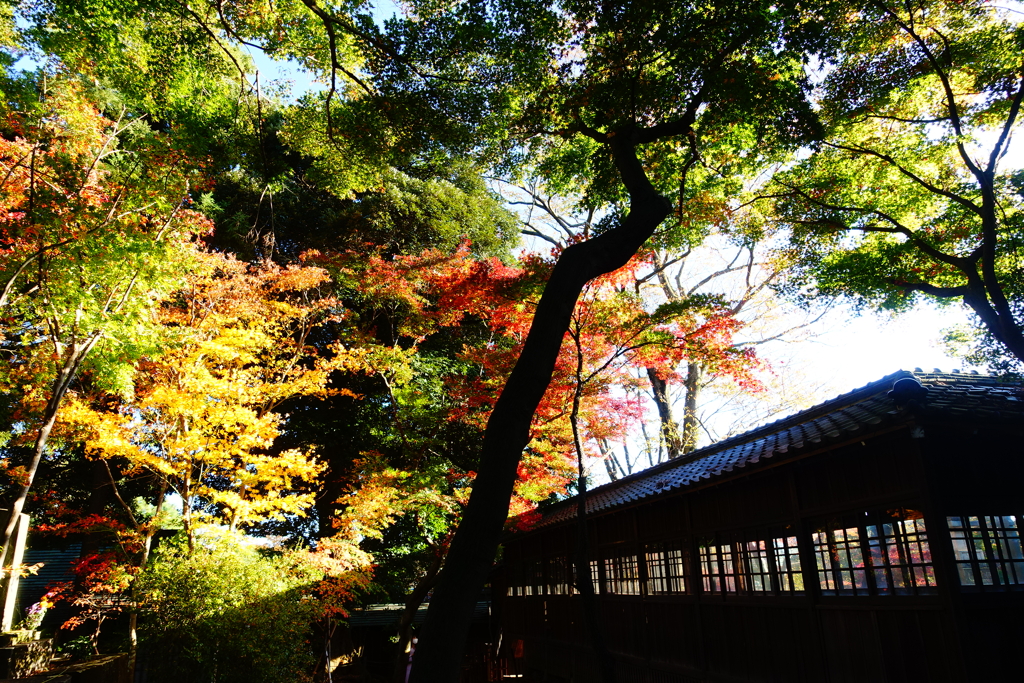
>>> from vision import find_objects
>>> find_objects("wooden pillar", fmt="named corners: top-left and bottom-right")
top-left (1, 512), bottom-right (30, 632)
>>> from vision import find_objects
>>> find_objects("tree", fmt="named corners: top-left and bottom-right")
top-left (295, 242), bottom-right (583, 678)
top-left (65, 252), bottom-right (345, 544)
top-left (286, 1), bottom-right (824, 677)
top-left (135, 530), bottom-right (344, 683)
top-left (770, 0), bottom-right (1024, 370)
top-left (504, 181), bottom-right (817, 467)
top-left (0, 76), bottom-right (211, 566)
top-left (554, 255), bottom-right (760, 682)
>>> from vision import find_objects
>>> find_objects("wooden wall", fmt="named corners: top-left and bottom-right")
top-left (499, 421), bottom-right (1024, 682)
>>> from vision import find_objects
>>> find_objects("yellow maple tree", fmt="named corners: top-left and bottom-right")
top-left (67, 251), bottom-right (362, 543)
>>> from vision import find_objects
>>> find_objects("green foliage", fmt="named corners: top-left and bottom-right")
top-left (57, 635), bottom-right (94, 662)
top-left (136, 531), bottom-right (323, 683)
top-left (771, 0), bottom-right (1024, 368)
top-left (0, 73), bottom-right (211, 404)
top-left (360, 165), bottom-right (520, 260)
top-left (19, 0), bottom-right (252, 163)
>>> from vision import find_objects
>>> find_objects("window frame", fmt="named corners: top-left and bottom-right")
top-left (812, 508), bottom-right (938, 597)
top-left (946, 514), bottom-right (1024, 592)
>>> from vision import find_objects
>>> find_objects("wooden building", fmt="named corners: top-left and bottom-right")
top-left (497, 370), bottom-right (1024, 683)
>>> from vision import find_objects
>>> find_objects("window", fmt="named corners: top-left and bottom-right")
top-left (740, 540), bottom-right (772, 592)
top-left (603, 555), bottom-right (641, 595)
top-left (813, 525), bottom-right (868, 594)
top-left (947, 515), bottom-right (1024, 590)
top-left (773, 535), bottom-right (805, 592)
top-left (813, 509), bottom-right (937, 596)
top-left (522, 558), bottom-right (545, 596)
top-left (700, 530), bottom-right (805, 595)
top-left (506, 562), bottom-right (524, 597)
top-left (645, 543), bottom-right (688, 595)
top-left (867, 516), bottom-right (936, 595)
top-left (700, 541), bottom-right (738, 593)
top-left (546, 556), bottom-right (571, 595)
top-left (588, 559), bottom-right (600, 594)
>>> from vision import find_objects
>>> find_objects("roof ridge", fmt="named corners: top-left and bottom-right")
top-left (577, 369), bottom-right (913, 495)
top-left (525, 369), bottom-right (1023, 527)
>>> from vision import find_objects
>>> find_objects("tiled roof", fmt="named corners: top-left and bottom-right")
top-left (532, 370), bottom-right (1024, 530)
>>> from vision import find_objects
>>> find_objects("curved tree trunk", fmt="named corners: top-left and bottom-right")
top-left (0, 332), bottom-right (100, 568)
top-left (409, 137), bottom-right (671, 683)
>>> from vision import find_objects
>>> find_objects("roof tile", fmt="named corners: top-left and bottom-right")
top-left (529, 370), bottom-right (1024, 530)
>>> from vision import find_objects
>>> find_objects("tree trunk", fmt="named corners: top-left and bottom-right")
top-left (0, 333), bottom-right (99, 567)
top-left (182, 466), bottom-right (194, 553)
top-left (129, 482), bottom-right (166, 675)
top-left (681, 362), bottom-right (703, 455)
top-left (568, 332), bottom-right (616, 683)
top-left (409, 137), bottom-right (671, 683)
top-left (392, 550), bottom-right (445, 683)
top-left (646, 368), bottom-right (683, 459)
top-left (597, 438), bottom-right (624, 481)
top-left (78, 460), bottom-right (111, 562)
top-left (573, 471), bottom-right (615, 683)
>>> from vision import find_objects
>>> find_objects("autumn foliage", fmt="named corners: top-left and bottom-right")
top-left (0, 55), bottom-right (761, 680)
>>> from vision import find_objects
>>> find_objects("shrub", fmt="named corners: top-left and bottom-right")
top-left (136, 531), bottom-right (324, 683)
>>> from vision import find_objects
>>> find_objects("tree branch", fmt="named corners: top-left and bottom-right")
top-left (823, 141), bottom-right (982, 216)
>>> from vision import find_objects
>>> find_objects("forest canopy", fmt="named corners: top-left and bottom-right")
top-left (0, 0), bottom-right (1019, 680)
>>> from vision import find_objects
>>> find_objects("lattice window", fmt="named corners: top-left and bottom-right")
top-left (947, 515), bottom-right (1024, 590)
top-left (522, 558), bottom-right (545, 596)
top-left (772, 535), bottom-right (805, 592)
top-left (645, 543), bottom-right (688, 595)
top-left (814, 525), bottom-right (870, 595)
top-left (740, 540), bottom-right (772, 592)
top-left (814, 509), bottom-right (937, 596)
top-left (866, 517), bottom-right (937, 595)
top-left (506, 561), bottom-right (523, 597)
top-left (700, 542), bottom-right (737, 593)
top-left (589, 559), bottom-right (601, 594)
top-left (604, 555), bottom-right (641, 595)
top-left (547, 556), bottom-right (571, 595)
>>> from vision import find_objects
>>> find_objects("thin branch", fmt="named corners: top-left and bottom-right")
top-left (858, 113), bottom-right (951, 125)
top-left (102, 460), bottom-right (140, 529)
top-left (522, 228), bottom-right (562, 247)
top-left (987, 69), bottom-right (1024, 175)
top-left (898, 281), bottom-right (971, 298)
top-left (823, 141), bottom-right (982, 215)
top-left (874, 2), bottom-right (984, 179)
top-left (176, 1), bottom-right (252, 86)
top-left (769, 183), bottom-right (970, 270)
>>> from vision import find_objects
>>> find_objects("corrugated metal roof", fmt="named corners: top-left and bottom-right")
top-left (531, 370), bottom-right (1024, 530)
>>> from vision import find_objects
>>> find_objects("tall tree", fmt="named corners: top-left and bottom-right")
top-left (504, 182), bottom-right (811, 466)
top-left (273, 1), bottom-right (824, 678)
top-left (65, 253), bottom-right (342, 544)
top-left (770, 0), bottom-right (1024, 370)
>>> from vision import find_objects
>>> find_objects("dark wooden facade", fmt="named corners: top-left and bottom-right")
top-left (497, 371), bottom-right (1024, 683)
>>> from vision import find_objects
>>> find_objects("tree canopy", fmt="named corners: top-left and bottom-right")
top-left (0, 0), bottom-right (1020, 680)
top-left (771, 0), bottom-right (1024, 369)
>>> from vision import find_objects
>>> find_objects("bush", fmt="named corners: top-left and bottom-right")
top-left (136, 531), bottom-right (324, 683)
